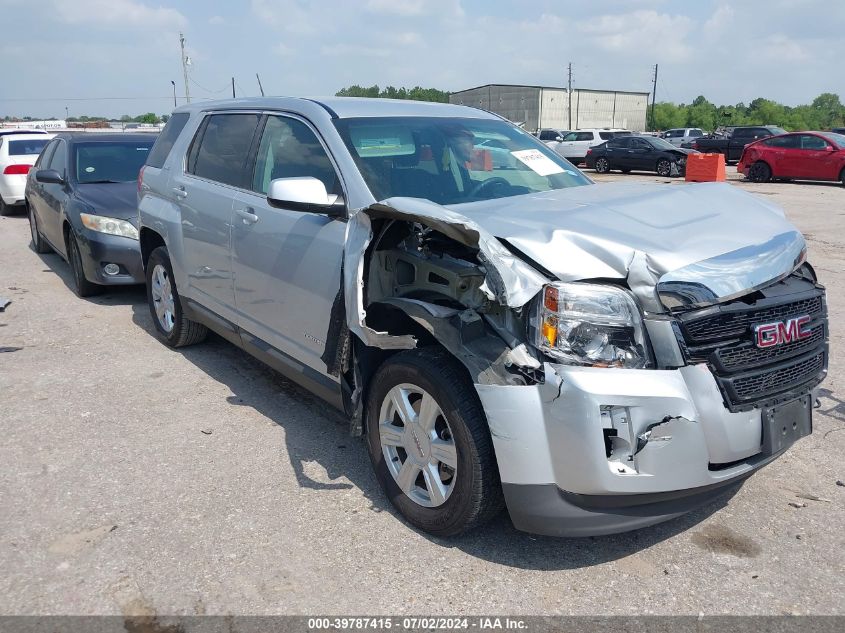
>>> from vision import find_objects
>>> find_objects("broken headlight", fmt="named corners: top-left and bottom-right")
top-left (532, 282), bottom-right (649, 368)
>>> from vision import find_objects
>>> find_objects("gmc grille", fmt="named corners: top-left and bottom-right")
top-left (677, 275), bottom-right (828, 411)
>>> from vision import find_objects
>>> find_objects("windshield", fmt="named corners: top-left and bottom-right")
top-left (333, 116), bottom-right (591, 205)
top-left (8, 139), bottom-right (50, 156)
top-left (74, 141), bottom-right (153, 183)
top-left (645, 136), bottom-right (679, 151)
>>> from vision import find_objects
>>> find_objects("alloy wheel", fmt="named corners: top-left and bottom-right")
top-left (595, 157), bottom-right (609, 173)
top-left (150, 264), bottom-right (176, 333)
top-left (657, 159), bottom-right (671, 177)
top-left (378, 383), bottom-right (458, 508)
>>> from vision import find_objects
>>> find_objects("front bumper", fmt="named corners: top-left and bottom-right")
top-left (77, 229), bottom-right (144, 285)
top-left (477, 362), bottom-right (816, 537)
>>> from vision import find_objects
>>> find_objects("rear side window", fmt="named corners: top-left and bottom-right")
top-left (609, 137), bottom-right (630, 148)
top-left (764, 135), bottom-right (798, 148)
top-left (690, 129), bottom-right (704, 137)
top-left (598, 132), bottom-right (613, 140)
top-left (9, 139), bottom-right (50, 155)
top-left (576, 132), bottom-right (594, 141)
top-left (187, 113), bottom-right (261, 188)
top-left (145, 112), bottom-right (190, 169)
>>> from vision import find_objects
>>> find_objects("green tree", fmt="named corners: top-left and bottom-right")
top-left (135, 113), bottom-right (160, 124)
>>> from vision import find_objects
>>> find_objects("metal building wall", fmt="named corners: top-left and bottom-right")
top-left (451, 85), bottom-right (649, 132)
top-left (450, 85), bottom-right (541, 130)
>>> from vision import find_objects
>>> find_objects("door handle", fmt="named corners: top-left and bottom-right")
top-left (235, 207), bottom-right (259, 225)
top-left (172, 186), bottom-right (187, 199)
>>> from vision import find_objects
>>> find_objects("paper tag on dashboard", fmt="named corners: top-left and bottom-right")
top-left (510, 150), bottom-right (566, 176)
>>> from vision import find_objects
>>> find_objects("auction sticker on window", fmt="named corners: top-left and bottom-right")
top-left (511, 149), bottom-right (566, 176)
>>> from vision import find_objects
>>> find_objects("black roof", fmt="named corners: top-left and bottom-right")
top-left (53, 132), bottom-right (158, 143)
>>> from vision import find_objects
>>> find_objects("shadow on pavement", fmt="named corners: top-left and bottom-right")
top-left (129, 301), bottom-right (737, 570)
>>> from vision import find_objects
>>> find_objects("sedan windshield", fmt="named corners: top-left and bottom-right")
top-left (333, 117), bottom-right (591, 205)
top-left (645, 136), bottom-right (679, 151)
top-left (74, 141), bottom-right (153, 183)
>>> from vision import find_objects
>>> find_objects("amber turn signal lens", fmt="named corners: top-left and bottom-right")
top-left (541, 317), bottom-right (558, 347)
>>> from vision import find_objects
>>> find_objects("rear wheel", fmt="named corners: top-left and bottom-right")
top-left (656, 158), bottom-right (672, 177)
top-left (28, 203), bottom-right (50, 254)
top-left (840, 168), bottom-right (845, 187)
top-left (67, 232), bottom-right (100, 297)
top-left (366, 349), bottom-right (503, 536)
top-left (748, 161), bottom-right (772, 183)
top-left (146, 246), bottom-right (207, 347)
top-left (594, 157), bottom-right (610, 174)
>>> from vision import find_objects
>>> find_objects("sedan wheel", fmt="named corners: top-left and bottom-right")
top-left (28, 204), bottom-right (50, 254)
top-left (749, 161), bottom-right (772, 183)
top-left (594, 157), bottom-right (610, 174)
top-left (656, 158), bottom-right (672, 177)
top-left (150, 263), bottom-right (176, 333)
top-left (67, 232), bottom-right (100, 297)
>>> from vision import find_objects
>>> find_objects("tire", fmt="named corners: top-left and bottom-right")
top-left (28, 203), bottom-right (50, 254)
top-left (145, 245), bottom-right (207, 347)
top-left (840, 168), bottom-right (845, 187)
top-left (656, 158), bottom-right (672, 177)
top-left (748, 161), bottom-right (772, 183)
top-left (365, 348), bottom-right (503, 537)
top-left (594, 157), bottom-right (610, 174)
top-left (67, 231), bottom-right (101, 297)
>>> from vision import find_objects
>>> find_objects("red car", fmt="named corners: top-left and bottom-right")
top-left (738, 131), bottom-right (845, 184)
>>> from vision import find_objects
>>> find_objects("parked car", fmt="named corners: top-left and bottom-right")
top-left (689, 126), bottom-right (786, 162)
top-left (585, 135), bottom-right (696, 176)
top-left (737, 131), bottom-right (845, 184)
top-left (660, 127), bottom-right (705, 147)
top-left (552, 128), bottom-right (631, 164)
top-left (537, 128), bottom-right (570, 153)
top-left (138, 97), bottom-right (827, 538)
top-left (0, 133), bottom-right (54, 215)
top-left (25, 133), bottom-right (155, 296)
top-left (0, 129), bottom-right (50, 138)
top-left (831, 127), bottom-right (845, 135)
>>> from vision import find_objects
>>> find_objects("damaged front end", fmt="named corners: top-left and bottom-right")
top-left (338, 193), bottom-right (827, 537)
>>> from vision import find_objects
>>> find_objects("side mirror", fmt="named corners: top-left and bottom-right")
top-left (267, 177), bottom-right (346, 217)
top-left (554, 135), bottom-right (563, 142)
top-left (35, 169), bottom-right (64, 185)
top-left (825, 145), bottom-right (835, 152)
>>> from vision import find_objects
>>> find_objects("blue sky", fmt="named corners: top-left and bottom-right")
top-left (2, 0), bottom-right (843, 119)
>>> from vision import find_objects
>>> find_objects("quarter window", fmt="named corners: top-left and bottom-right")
top-left (576, 132), bottom-right (594, 142)
top-left (188, 113), bottom-right (260, 187)
top-left (146, 112), bottom-right (190, 169)
top-left (35, 140), bottom-right (58, 168)
top-left (764, 135), bottom-right (798, 148)
top-left (49, 140), bottom-right (67, 176)
top-left (251, 116), bottom-right (340, 196)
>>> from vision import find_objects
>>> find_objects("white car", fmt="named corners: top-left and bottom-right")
top-left (660, 127), bottom-right (705, 147)
top-left (0, 133), bottom-right (53, 215)
top-left (553, 129), bottom-right (631, 164)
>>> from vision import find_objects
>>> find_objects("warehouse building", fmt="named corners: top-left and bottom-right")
top-left (449, 84), bottom-right (650, 133)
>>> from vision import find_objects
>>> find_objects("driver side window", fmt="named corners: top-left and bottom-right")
top-left (252, 116), bottom-right (340, 196)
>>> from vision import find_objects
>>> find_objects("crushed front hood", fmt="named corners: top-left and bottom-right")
top-left (449, 181), bottom-right (805, 312)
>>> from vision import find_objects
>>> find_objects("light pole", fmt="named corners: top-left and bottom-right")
top-left (65, 106), bottom-right (69, 122)
top-left (171, 80), bottom-right (177, 108)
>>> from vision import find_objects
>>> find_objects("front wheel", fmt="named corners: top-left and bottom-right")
top-left (67, 232), bottom-right (100, 297)
top-left (656, 158), bottom-right (672, 177)
top-left (366, 349), bottom-right (503, 536)
top-left (840, 168), bottom-right (845, 187)
top-left (748, 161), bottom-right (772, 183)
top-left (28, 203), bottom-right (50, 254)
top-left (594, 157), bottom-right (610, 174)
top-left (145, 246), bottom-right (207, 347)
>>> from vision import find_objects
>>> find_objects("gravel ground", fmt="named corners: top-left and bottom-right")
top-left (1, 170), bottom-right (843, 617)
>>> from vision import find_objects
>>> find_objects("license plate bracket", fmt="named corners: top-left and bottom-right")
top-left (761, 395), bottom-right (813, 456)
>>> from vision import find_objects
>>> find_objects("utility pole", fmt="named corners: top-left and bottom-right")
top-left (180, 32), bottom-right (191, 104)
top-left (567, 62), bottom-right (573, 130)
top-left (650, 63), bottom-right (658, 131)
top-left (256, 73), bottom-right (265, 97)
top-left (232, 77), bottom-right (236, 99)
top-left (171, 80), bottom-right (177, 108)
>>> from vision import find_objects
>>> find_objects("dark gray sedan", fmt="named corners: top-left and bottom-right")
top-left (585, 135), bottom-right (696, 177)
top-left (24, 133), bottom-right (154, 296)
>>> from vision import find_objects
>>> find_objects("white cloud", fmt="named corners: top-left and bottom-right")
top-left (209, 15), bottom-right (225, 25)
top-left (365, 0), bottom-right (463, 18)
top-left (50, 0), bottom-right (186, 28)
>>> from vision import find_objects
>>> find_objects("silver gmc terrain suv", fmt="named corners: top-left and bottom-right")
top-left (138, 97), bottom-right (828, 537)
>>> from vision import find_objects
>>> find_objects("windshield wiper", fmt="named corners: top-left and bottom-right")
top-left (81, 179), bottom-right (125, 184)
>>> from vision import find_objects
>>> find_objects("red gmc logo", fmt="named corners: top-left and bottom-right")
top-left (754, 315), bottom-right (812, 348)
